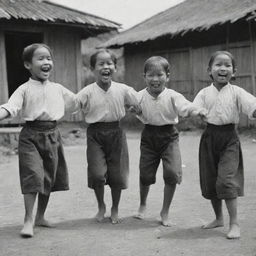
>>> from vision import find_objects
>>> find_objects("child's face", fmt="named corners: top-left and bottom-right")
top-left (25, 46), bottom-right (53, 82)
top-left (208, 54), bottom-right (234, 86)
top-left (144, 63), bottom-right (169, 96)
top-left (92, 51), bottom-right (116, 87)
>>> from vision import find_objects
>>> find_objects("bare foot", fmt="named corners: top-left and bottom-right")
top-left (110, 207), bottom-right (121, 224)
top-left (20, 220), bottom-right (34, 238)
top-left (160, 211), bottom-right (172, 227)
top-left (227, 224), bottom-right (240, 239)
top-left (202, 219), bottom-right (224, 229)
top-left (95, 205), bottom-right (106, 222)
top-left (134, 205), bottom-right (146, 219)
top-left (34, 218), bottom-right (55, 228)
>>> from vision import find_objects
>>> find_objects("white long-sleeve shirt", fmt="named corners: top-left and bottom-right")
top-left (193, 83), bottom-right (256, 125)
top-left (136, 88), bottom-right (195, 125)
top-left (76, 81), bottom-right (139, 123)
top-left (0, 78), bottom-right (78, 121)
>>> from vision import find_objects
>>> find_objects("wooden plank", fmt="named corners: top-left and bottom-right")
top-left (226, 22), bottom-right (230, 50)
top-left (189, 47), bottom-right (195, 95)
top-left (235, 73), bottom-right (254, 78)
top-left (45, 28), bottom-right (82, 121)
top-left (155, 47), bottom-right (190, 55)
top-left (228, 41), bottom-right (251, 48)
top-left (248, 21), bottom-right (256, 96)
top-left (0, 30), bottom-right (9, 104)
top-left (47, 28), bottom-right (78, 92)
top-left (75, 36), bottom-right (82, 92)
top-left (125, 50), bottom-right (148, 91)
top-left (0, 23), bottom-right (45, 33)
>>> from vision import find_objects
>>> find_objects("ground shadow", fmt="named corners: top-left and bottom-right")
top-left (0, 225), bottom-right (23, 240)
top-left (0, 216), bottom-right (161, 239)
top-left (159, 226), bottom-right (225, 240)
top-left (56, 216), bottom-right (160, 231)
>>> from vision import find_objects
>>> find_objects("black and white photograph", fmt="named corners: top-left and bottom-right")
top-left (1, 0), bottom-right (256, 255)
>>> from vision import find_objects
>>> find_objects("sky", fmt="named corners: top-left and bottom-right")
top-left (50, 0), bottom-right (184, 30)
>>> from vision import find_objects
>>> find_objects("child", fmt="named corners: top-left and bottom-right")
top-left (76, 49), bottom-right (139, 224)
top-left (0, 43), bottom-right (78, 238)
top-left (133, 56), bottom-right (206, 226)
top-left (193, 50), bottom-right (256, 239)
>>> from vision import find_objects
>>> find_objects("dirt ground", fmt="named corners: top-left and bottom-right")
top-left (0, 126), bottom-right (256, 256)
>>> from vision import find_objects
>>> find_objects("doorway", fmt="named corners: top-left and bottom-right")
top-left (5, 31), bottom-right (43, 96)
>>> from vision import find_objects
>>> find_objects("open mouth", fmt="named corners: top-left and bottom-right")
top-left (151, 84), bottom-right (160, 88)
top-left (41, 66), bottom-right (51, 73)
top-left (217, 75), bottom-right (228, 81)
top-left (218, 74), bottom-right (227, 78)
top-left (101, 70), bottom-right (111, 79)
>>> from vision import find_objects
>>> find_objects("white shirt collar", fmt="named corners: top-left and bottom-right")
top-left (29, 77), bottom-right (49, 86)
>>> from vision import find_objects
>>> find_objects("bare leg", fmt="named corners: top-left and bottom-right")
top-left (225, 198), bottom-right (240, 239)
top-left (20, 193), bottom-right (37, 238)
top-left (94, 185), bottom-right (106, 222)
top-left (202, 198), bottom-right (224, 229)
top-left (111, 188), bottom-right (122, 224)
top-left (134, 182), bottom-right (150, 219)
top-left (35, 193), bottom-right (54, 227)
top-left (160, 183), bottom-right (176, 227)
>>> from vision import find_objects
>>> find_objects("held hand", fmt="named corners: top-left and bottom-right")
top-left (198, 108), bottom-right (208, 120)
top-left (127, 105), bottom-right (142, 115)
top-left (79, 94), bottom-right (89, 110)
top-left (253, 109), bottom-right (256, 118)
top-left (190, 107), bottom-right (208, 120)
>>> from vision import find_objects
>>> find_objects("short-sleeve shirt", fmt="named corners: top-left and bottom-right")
top-left (136, 87), bottom-right (195, 125)
top-left (76, 81), bottom-right (138, 123)
top-left (0, 78), bottom-right (78, 121)
top-left (193, 83), bottom-right (256, 125)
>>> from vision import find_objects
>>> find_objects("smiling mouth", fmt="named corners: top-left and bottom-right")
top-left (217, 75), bottom-right (228, 80)
top-left (41, 66), bottom-right (51, 73)
top-left (151, 84), bottom-right (160, 88)
top-left (101, 73), bottom-right (111, 79)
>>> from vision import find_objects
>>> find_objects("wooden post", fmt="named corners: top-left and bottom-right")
top-left (189, 47), bottom-right (195, 98)
top-left (249, 21), bottom-right (256, 96)
top-left (0, 30), bottom-right (9, 104)
top-left (226, 22), bottom-right (230, 50)
top-left (75, 36), bottom-right (82, 93)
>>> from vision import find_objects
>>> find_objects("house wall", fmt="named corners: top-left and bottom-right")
top-left (123, 20), bottom-right (256, 127)
top-left (0, 31), bottom-right (8, 104)
top-left (45, 27), bottom-right (83, 121)
top-left (0, 22), bottom-right (84, 123)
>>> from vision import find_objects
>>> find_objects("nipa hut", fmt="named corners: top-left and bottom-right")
top-left (0, 0), bottom-right (120, 124)
top-left (103, 0), bottom-right (256, 127)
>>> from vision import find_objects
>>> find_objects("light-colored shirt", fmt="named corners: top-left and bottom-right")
top-left (193, 83), bottom-right (256, 125)
top-left (0, 78), bottom-right (78, 121)
top-left (136, 88), bottom-right (195, 125)
top-left (76, 81), bottom-right (139, 123)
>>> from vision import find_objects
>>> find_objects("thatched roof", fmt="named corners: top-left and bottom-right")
top-left (0, 0), bottom-right (120, 31)
top-left (103, 0), bottom-right (256, 47)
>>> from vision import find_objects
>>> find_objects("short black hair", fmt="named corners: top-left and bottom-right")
top-left (22, 43), bottom-right (53, 63)
top-left (143, 56), bottom-right (170, 75)
top-left (90, 49), bottom-right (117, 69)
